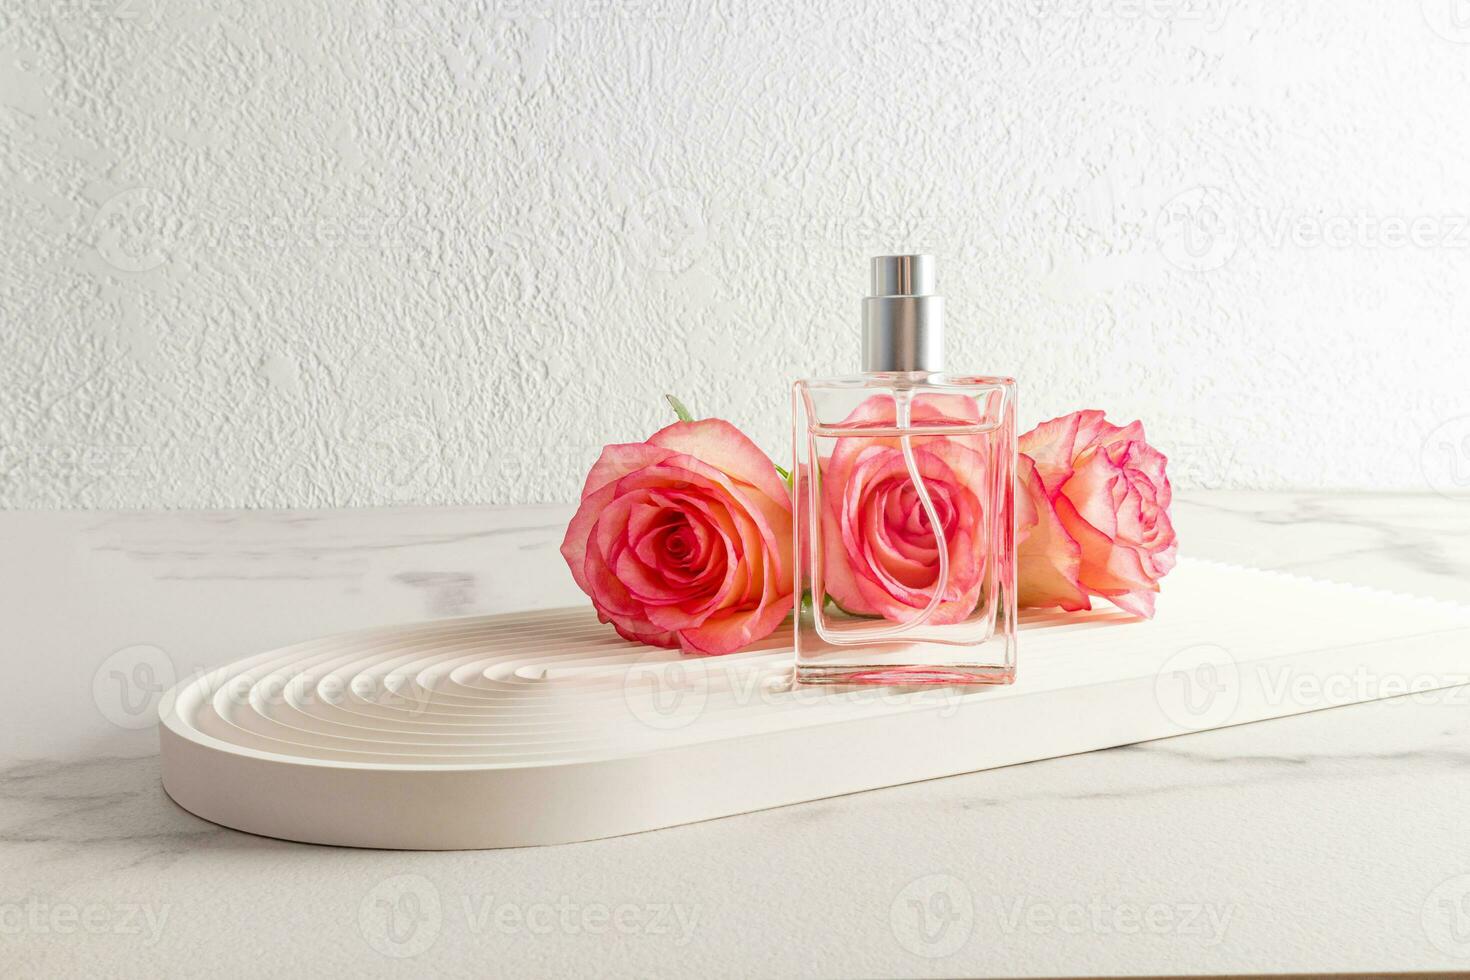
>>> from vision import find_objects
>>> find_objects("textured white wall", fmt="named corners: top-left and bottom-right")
top-left (4, 0), bottom-right (1469, 508)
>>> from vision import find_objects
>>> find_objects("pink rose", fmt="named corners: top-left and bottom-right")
top-left (561, 419), bottom-right (794, 655)
top-left (819, 395), bottom-right (991, 625)
top-left (1017, 410), bottom-right (1177, 618)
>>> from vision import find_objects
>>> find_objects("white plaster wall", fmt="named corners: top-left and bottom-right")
top-left (3, 0), bottom-right (1469, 508)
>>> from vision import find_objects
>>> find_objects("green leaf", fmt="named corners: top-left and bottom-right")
top-left (664, 394), bottom-right (695, 422)
top-left (797, 589), bottom-right (860, 618)
top-left (773, 463), bottom-right (792, 484)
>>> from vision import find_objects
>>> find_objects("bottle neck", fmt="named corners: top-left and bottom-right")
top-left (861, 294), bottom-right (945, 373)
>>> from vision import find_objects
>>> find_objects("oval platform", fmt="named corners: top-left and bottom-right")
top-left (159, 559), bottom-right (1470, 849)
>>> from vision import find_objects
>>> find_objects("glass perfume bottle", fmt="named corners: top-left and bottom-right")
top-left (793, 255), bottom-right (1016, 686)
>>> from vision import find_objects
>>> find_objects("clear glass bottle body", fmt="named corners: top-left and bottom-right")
top-left (792, 372), bottom-right (1017, 685)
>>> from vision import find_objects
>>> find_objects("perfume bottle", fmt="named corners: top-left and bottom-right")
top-left (793, 255), bottom-right (1017, 686)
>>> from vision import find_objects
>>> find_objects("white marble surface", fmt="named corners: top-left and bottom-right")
top-left (3, 492), bottom-right (1470, 978)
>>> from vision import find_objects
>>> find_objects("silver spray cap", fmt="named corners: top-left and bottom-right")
top-left (861, 254), bottom-right (944, 373)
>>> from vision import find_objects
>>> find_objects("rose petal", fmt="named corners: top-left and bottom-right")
top-left (1054, 493), bottom-right (1155, 595)
top-left (1060, 447), bottom-right (1123, 539)
top-left (580, 442), bottom-right (676, 499)
top-left (1018, 412), bottom-right (1083, 494)
top-left (648, 419), bottom-right (791, 509)
top-left (678, 599), bottom-right (792, 656)
top-left (1106, 588), bottom-right (1157, 619)
top-left (1015, 454), bottom-right (1090, 611)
